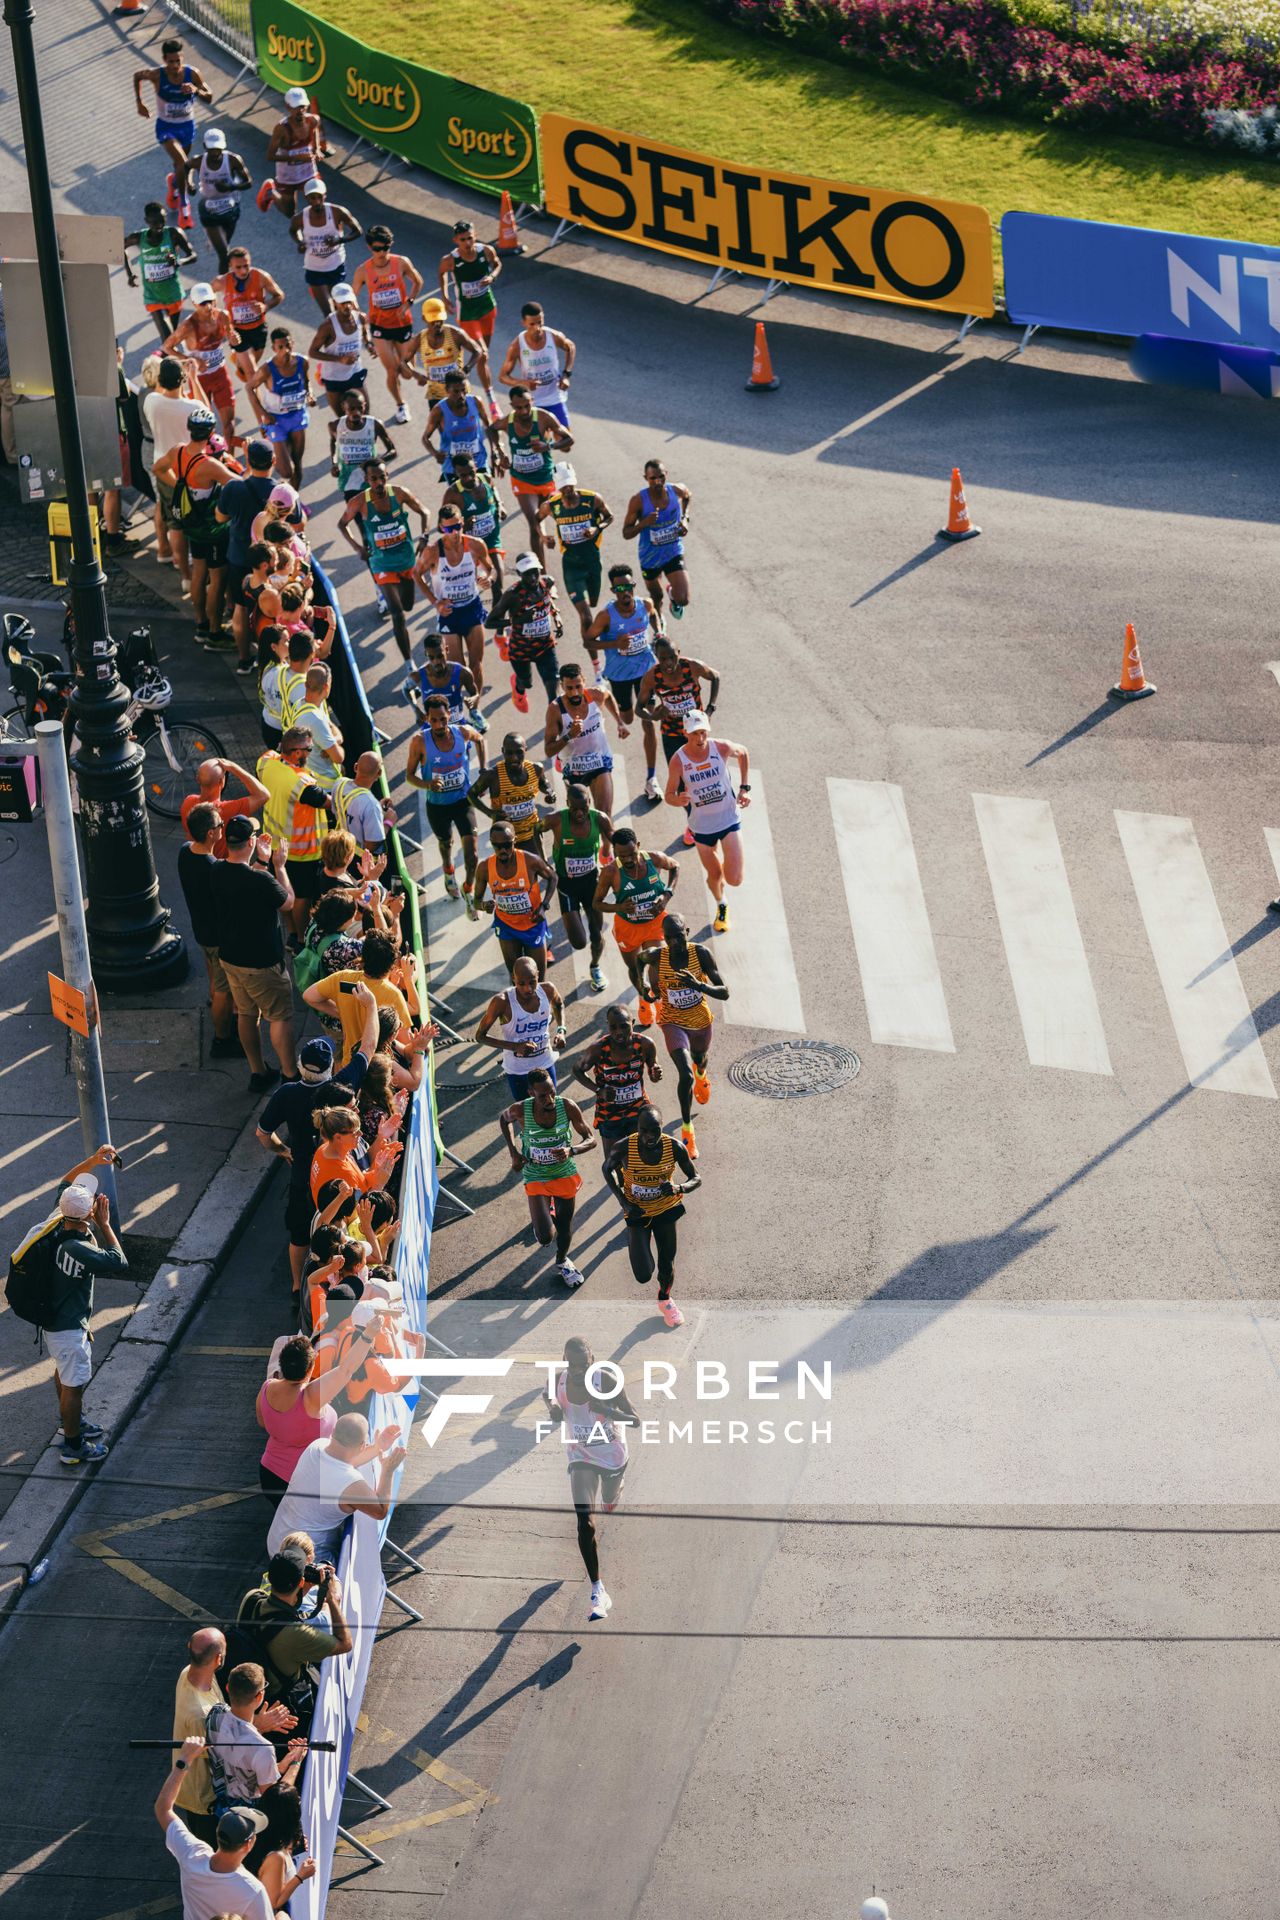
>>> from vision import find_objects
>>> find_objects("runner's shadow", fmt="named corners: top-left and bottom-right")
top-left (850, 542), bottom-right (951, 608)
top-left (1024, 700), bottom-right (1121, 766)
top-left (1186, 913), bottom-right (1280, 988)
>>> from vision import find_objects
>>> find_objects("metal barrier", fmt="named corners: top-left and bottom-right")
top-left (138, 0), bottom-right (254, 74)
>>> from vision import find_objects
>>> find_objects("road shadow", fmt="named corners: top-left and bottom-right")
top-left (1025, 699), bottom-right (1123, 766)
top-left (851, 541), bottom-right (954, 609)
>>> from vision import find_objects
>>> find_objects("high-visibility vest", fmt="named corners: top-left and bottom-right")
top-left (294, 700), bottom-right (340, 790)
top-left (331, 775), bottom-right (363, 835)
top-left (256, 750), bottom-right (323, 861)
top-left (280, 665), bottom-right (307, 728)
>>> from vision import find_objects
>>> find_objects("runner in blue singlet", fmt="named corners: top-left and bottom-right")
top-left (134, 38), bottom-right (211, 220)
top-left (424, 370), bottom-right (496, 482)
top-left (623, 457), bottom-right (692, 625)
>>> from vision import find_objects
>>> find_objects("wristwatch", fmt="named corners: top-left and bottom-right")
top-left (738, 783), bottom-right (752, 793)
top-left (175, 1759), bottom-right (187, 1772)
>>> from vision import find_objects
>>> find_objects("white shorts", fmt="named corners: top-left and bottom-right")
top-left (45, 1326), bottom-right (92, 1388)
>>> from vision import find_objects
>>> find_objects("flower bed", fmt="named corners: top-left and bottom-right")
top-left (699, 0), bottom-right (1280, 151)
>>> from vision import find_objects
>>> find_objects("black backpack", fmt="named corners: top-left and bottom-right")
top-left (225, 1589), bottom-right (319, 1728)
top-left (4, 1219), bottom-right (61, 1329)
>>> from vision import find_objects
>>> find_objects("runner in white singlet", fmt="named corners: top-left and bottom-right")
top-left (541, 1336), bottom-right (639, 1621)
top-left (665, 710), bottom-right (751, 934)
top-left (499, 299), bottom-right (575, 429)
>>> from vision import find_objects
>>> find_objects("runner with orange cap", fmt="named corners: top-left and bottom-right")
top-left (351, 226), bottom-right (424, 427)
top-left (408, 296), bottom-right (494, 418)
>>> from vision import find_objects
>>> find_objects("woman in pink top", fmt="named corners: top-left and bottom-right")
top-left (256, 1329), bottom-right (376, 1504)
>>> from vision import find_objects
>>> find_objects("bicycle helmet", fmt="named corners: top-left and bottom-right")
top-left (132, 669), bottom-right (172, 710)
top-left (187, 408), bottom-right (217, 441)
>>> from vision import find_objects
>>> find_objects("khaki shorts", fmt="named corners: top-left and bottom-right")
top-left (154, 472), bottom-right (179, 531)
top-left (222, 960), bottom-right (294, 1022)
top-left (201, 944), bottom-right (229, 995)
top-left (46, 1326), bottom-right (92, 1388)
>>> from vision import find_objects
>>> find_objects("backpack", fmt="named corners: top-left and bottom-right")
top-left (293, 929), bottom-right (339, 993)
top-left (225, 1589), bottom-right (319, 1725)
top-left (172, 445), bottom-right (222, 538)
top-left (4, 1217), bottom-right (61, 1328)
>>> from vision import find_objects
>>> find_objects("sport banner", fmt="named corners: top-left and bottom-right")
top-left (541, 114), bottom-right (994, 318)
top-left (251, 0), bottom-right (542, 202)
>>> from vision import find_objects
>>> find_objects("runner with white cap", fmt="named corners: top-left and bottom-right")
top-left (486, 551), bottom-right (563, 715)
top-left (307, 284), bottom-right (370, 415)
top-left (164, 285), bottom-right (240, 442)
top-left (264, 87), bottom-right (326, 218)
top-left (498, 300), bottom-right (575, 429)
top-left (664, 711), bottom-right (751, 934)
top-left (289, 179), bottom-right (363, 317)
top-left (538, 463), bottom-right (613, 648)
top-left (182, 129), bottom-right (252, 273)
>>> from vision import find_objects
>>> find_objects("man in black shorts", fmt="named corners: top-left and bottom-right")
top-left (216, 439), bottom-right (277, 673)
top-left (405, 691), bottom-right (487, 913)
top-left (573, 1005), bottom-right (662, 1151)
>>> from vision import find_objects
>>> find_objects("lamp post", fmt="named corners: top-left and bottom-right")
top-left (4, 0), bottom-right (186, 989)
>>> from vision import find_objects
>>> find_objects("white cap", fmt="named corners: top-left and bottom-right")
top-left (552, 461), bottom-right (575, 488)
top-left (350, 1302), bottom-right (377, 1328)
top-left (191, 281), bottom-right (215, 304)
top-left (304, 177), bottom-right (326, 197)
top-left (59, 1174), bottom-right (98, 1221)
top-left (683, 709), bottom-right (711, 734)
top-left (203, 127), bottom-right (226, 149)
top-left (331, 282), bottom-right (356, 305)
top-left (285, 86), bottom-right (310, 108)
top-left (860, 1903), bottom-right (890, 1920)
top-left (514, 551), bottom-right (540, 575)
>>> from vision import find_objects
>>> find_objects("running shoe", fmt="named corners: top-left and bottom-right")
top-left (204, 630), bottom-right (237, 652)
top-left (683, 825), bottom-right (695, 849)
top-left (74, 1421), bottom-right (105, 1441)
top-left (681, 1122), bottom-right (698, 1160)
top-left (660, 1300), bottom-right (685, 1329)
top-left (60, 1434), bottom-right (109, 1466)
top-left (714, 902), bottom-right (729, 934)
top-left (234, 658), bottom-right (257, 676)
top-left (374, 588), bottom-right (389, 619)
top-left (443, 867), bottom-right (460, 900)
top-left (637, 996), bottom-right (655, 1026)
top-left (389, 403), bottom-right (411, 426)
top-left (255, 179), bottom-right (276, 213)
top-left (588, 964), bottom-right (607, 994)
top-left (193, 624), bottom-right (210, 644)
top-left (643, 774), bottom-right (661, 803)
top-left (588, 1582), bottom-right (612, 1620)
top-left (693, 1067), bottom-right (711, 1106)
top-left (165, 171), bottom-right (179, 210)
top-left (469, 706), bottom-right (489, 734)
top-left (554, 756), bottom-right (562, 774)
top-left (462, 885), bottom-right (479, 922)
top-left (495, 630), bottom-right (510, 661)
top-left (558, 1259), bottom-right (585, 1289)
top-left (671, 602), bottom-right (684, 620)
top-left (178, 202), bottom-right (194, 231)
top-left (510, 673), bottom-right (529, 714)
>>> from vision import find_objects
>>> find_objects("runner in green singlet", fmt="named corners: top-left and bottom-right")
top-left (592, 826), bottom-right (679, 1017)
top-left (495, 385), bottom-right (573, 564)
top-left (438, 220), bottom-right (502, 362)
top-left (498, 1067), bottom-right (598, 1288)
top-left (546, 781), bottom-right (615, 995)
top-left (124, 202), bottom-right (198, 341)
top-left (442, 449), bottom-right (506, 608)
top-left (337, 459), bottom-right (430, 661)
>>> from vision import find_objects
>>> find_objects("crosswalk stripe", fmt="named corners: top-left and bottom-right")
top-left (1266, 826), bottom-right (1280, 894)
top-left (974, 794), bottom-right (1112, 1076)
top-left (1115, 810), bottom-right (1276, 1099)
top-left (828, 777), bottom-right (955, 1052)
top-left (707, 771), bottom-right (806, 1035)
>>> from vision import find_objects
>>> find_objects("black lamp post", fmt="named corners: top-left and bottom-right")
top-left (4, 0), bottom-right (186, 989)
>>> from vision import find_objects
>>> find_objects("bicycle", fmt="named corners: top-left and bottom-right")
top-left (126, 669), bottom-right (226, 819)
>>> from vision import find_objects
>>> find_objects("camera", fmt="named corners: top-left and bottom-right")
top-left (302, 1562), bottom-right (331, 1587)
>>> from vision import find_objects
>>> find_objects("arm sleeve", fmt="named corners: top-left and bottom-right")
top-left (292, 1622), bottom-right (343, 1661)
top-left (337, 1051), bottom-right (369, 1093)
top-left (299, 782), bottom-right (332, 808)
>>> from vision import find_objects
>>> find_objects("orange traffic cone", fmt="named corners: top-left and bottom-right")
top-left (1108, 621), bottom-right (1156, 702)
top-left (496, 191), bottom-right (524, 257)
top-left (937, 467), bottom-right (980, 541)
top-left (113, 0), bottom-right (149, 15)
top-left (745, 321), bottom-right (779, 392)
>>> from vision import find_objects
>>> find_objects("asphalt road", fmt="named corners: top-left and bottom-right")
top-left (2, 3), bottom-right (1280, 1917)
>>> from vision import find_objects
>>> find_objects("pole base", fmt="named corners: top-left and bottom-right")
top-left (746, 378), bottom-right (780, 391)
top-left (496, 244), bottom-right (526, 257)
top-left (937, 526), bottom-right (981, 541)
top-left (1108, 682), bottom-right (1156, 701)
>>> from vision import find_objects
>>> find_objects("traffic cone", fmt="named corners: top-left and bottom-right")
top-left (1108, 621), bottom-right (1156, 701)
top-left (745, 321), bottom-right (779, 392)
top-left (113, 0), bottom-right (148, 15)
top-left (495, 191), bottom-right (524, 257)
top-left (937, 467), bottom-right (980, 541)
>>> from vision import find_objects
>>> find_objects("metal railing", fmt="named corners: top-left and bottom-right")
top-left (141, 0), bottom-right (253, 69)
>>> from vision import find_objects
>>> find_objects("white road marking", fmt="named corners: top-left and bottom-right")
top-left (1265, 663), bottom-right (1280, 693)
top-left (1115, 810), bottom-right (1275, 1098)
top-left (828, 777), bottom-right (955, 1052)
top-left (1266, 827), bottom-right (1280, 893)
top-left (973, 793), bottom-right (1112, 1076)
top-left (705, 772), bottom-right (806, 1035)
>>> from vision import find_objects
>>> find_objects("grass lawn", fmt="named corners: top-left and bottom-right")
top-left (308, 0), bottom-right (1280, 256)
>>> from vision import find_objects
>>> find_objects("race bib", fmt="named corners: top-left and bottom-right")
top-left (566, 750), bottom-right (604, 775)
top-left (373, 524), bottom-right (402, 549)
top-left (631, 1180), bottom-right (665, 1201)
top-left (504, 797), bottom-right (536, 821)
top-left (564, 853), bottom-right (596, 878)
top-left (522, 607), bottom-right (551, 638)
top-left (528, 1143), bottom-right (560, 1164)
top-left (669, 986), bottom-right (701, 1010)
top-left (373, 285), bottom-right (401, 308)
top-left (143, 260), bottom-right (171, 282)
top-left (435, 765), bottom-right (466, 791)
top-left (511, 448), bottom-right (543, 475)
top-left (496, 887), bottom-right (532, 915)
top-left (611, 1078), bottom-right (642, 1105)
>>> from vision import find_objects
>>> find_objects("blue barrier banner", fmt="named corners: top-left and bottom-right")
top-left (1132, 333), bottom-right (1280, 399)
top-left (1002, 210), bottom-right (1280, 350)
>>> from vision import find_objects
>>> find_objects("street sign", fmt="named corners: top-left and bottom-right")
top-left (48, 970), bottom-right (90, 1037)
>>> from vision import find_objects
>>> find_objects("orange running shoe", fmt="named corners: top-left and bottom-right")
top-left (637, 996), bottom-right (655, 1027)
top-left (693, 1066), bottom-right (711, 1106)
top-left (681, 1123), bottom-right (697, 1160)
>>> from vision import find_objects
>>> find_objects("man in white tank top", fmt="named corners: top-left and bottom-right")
top-left (664, 710), bottom-right (751, 935)
top-left (414, 508), bottom-right (493, 692)
top-left (266, 1411), bottom-right (407, 1560)
top-left (288, 179), bottom-right (363, 318)
top-left (499, 299), bottom-right (575, 429)
top-left (307, 287), bottom-right (371, 413)
top-left (473, 953), bottom-right (568, 1101)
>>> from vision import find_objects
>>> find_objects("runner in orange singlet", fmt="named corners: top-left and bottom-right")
top-left (351, 225), bottom-right (423, 427)
top-left (473, 822), bottom-right (558, 983)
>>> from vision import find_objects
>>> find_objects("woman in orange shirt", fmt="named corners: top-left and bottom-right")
top-left (308, 1105), bottom-right (400, 1203)
top-left (351, 225), bottom-right (423, 428)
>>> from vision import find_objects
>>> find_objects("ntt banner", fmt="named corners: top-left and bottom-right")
top-left (1003, 209), bottom-right (1280, 348)
top-left (251, 0), bottom-right (541, 202)
top-left (541, 114), bottom-right (994, 318)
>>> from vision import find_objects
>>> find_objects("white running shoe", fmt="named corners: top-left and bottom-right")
top-left (374, 588), bottom-right (389, 619)
top-left (389, 403), bottom-right (411, 426)
top-left (589, 1582), bottom-right (612, 1621)
top-left (643, 774), bottom-right (660, 803)
top-left (558, 1259), bottom-right (585, 1289)
top-left (588, 964), bottom-right (607, 994)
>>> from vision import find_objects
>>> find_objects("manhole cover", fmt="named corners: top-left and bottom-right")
top-left (728, 1039), bottom-right (861, 1100)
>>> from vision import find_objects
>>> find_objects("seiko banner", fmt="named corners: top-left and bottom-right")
top-left (542, 114), bottom-right (994, 318)
top-left (1003, 209), bottom-right (1280, 349)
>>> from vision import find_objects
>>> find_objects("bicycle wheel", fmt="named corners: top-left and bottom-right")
top-left (140, 716), bottom-right (226, 817)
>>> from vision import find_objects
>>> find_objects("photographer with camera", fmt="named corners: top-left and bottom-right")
top-left (232, 1546), bottom-right (353, 1733)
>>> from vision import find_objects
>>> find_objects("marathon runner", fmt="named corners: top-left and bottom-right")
top-left (665, 712), bottom-right (750, 934)
top-left (542, 1336), bottom-right (641, 1619)
top-left (623, 458), bottom-right (692, 623)
top-left (496, 385), bottom-right (573, 564)
top-left (469, 731), bottom-right (554, 852)
top-left (219, 247), bottom-right (283, 382)
top-left (415, 507), bottom-right (494, 691)
top-left (123, 203), bottom-right (197, 342)
top-left (153, 407), bottom-right (237, 646)
top-left (329, 387), bottom-right (396, 502)
top-left (574, 1005), bottom-right (662, 1151)
top-left (337, 461), bottom-right (431, 660)
top-left (241, 327), bottom-right (312, 489)
top-left (407, 297), bottom-right (491, 415)
top-left (263, 87), bottom-right (326, 219)
top-left (289, 180), bottom-right (362, 317)
top-left (593, 827), bottom-right (678, 1016)
top-left (499, 1072), bottom-right (595, 1294)
top-left (639, 634), bottom-right (720, 846)
top-left (133, 38), bottom-right (211, 223)
top-left (442, 450), bottom-right (505, 606)
top-left (642, 911), bottom-right (728, 1162)
top-left (351, 227), bottom-right (424, 426)
top-left (164, 285), bottom-right (240, 443)
top-left (604, 1104), bottom-right (699, 1327)
top-left (473, 822), bottom-right (557, 982)
top-left (405, 691), bottom-right (486, 915)
top-left (439, 220), bottom-right (502, 358)
top-left (308, 284), bottom-right (371, 414)
top-left (538, 463), bottom-right (612, 647)
top-left (546, 783), bottom-right (614, 995)
top-left (476, 955), bottom-right (567, 1099)
top-left (180, 129), bottom-right (250, 272)
top-left (423, 369), bottom-right (500, 484)
top-left (587, 564), bottom-right (662, 800)
top-left (498, 301), bottom-right (575, 428)
top-left (487, 553), bottom-right (562, 716)
top-left (544, 661), bottom-right (628, 815)
top-left (407, 632), bottom-right (486, 734)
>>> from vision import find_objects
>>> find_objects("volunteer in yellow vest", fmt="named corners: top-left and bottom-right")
top-left (604, 1104), bottom-right (700, 1331)
top-left (279, 630), bottom-right (316, 729)
top-left (256, 726), bottom-right (335, 933)
top-left (468, 730), bottom-right (553, 853)
top-left (331, 750), bottom-right (391, 852)
top-left (642, 910), bottom-right (729, 1164)
top-left (293, 661), bottom-right (343, 791)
